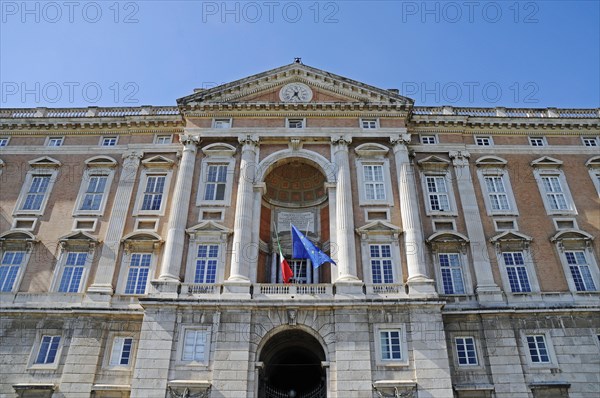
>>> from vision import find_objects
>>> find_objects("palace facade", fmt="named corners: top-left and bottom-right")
top-left (0, 62), bottom-right (599, 398)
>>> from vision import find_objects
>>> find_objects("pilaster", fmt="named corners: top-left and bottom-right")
top-left (449, 150), bottom-right (503, 303)
top-left (86, 151), bottom-right (143, 304)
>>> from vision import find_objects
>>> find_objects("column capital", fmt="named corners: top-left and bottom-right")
top-left (179, 134), bottom-right (200, 147)
top-left (390, 133), bottom-right (412, 148)
top-left (122, 150), bottom-right (143, 163)
top-left (449, 150), bottom-right (471, 167)
top-left (239, 134), bottom-right (260, 148)
top-left (331, 135), bottom-right (352, 146)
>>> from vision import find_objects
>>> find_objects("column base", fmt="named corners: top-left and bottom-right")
top-left (83, 285), bottom-right (113, 307)
top-left (222, 280), bottom-right (252, 299)
top-left (150, 279), bottom-right (180, 299)
top-left (334, 279), bottom-right (364, 296)
top-left (407, 277), bottom-right (438, 298)
top-left (476, 285), bottom-right (505, 304)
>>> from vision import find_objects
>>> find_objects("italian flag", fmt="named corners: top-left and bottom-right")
top-left (279, 248), bottom-right (293, 284)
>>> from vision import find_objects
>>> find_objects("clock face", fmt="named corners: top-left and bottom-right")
top-left (279, 83), bottom-right (313, 103)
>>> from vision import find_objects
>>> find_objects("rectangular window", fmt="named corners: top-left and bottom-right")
top-left (22, 175), bottom-right (51, 211)
top-left (364, 165), bottom-right (385, 200)
top-left (582, 137), bottom-right (599, 147)
top-left (484, 176), bottom-right (510, 211)
top-left (58, 252), bottom-right (88, 293)
top-left (194, 245), bottom-right (218, 283)
top-left (124, 253), bottom-right (151, 294)
top-left (456, 337), bottom-right (478, 365)
top-left (565, 251), bottom-right (596, 291)
top-left (101, 137), bottom-right (118, 146)
top-left (80, 175), bottom-right (108, 211)
top-left (526, 335), bottom-right (550, 363)
top-left (475, 136), bottom-right (492, 146)
top-left (141, 175), bottom-right (166, 211)
top-left (541, 176), bottom-right (569, 211)
top-left (529, 137), bottom-right (546, 147)
top-left (155, 134), bottom-right (172, 144)
top-left (426, 176), bottom-right (450, 211)
top-left (421, 135), bottom-right (437, 144)
top-left (47, 137), bottom-right (64, 147)
top-left (203, 165), bottom-right (227, 201)
top-left (439, 253), bottom-right (465, 294)
top-left (370, 244), bottom-right (393, 284)
top-left (213, 118), bottom-right (231, 128)
top-left (109, 337), bottom-right (133, 366)
top-left (182, 329), bottom-right (207, 362)
top-left (287, 119), bottom-right (304, 128)
top-left (0, 251), bottom-right (25, 292)
top-left (502, 252), bottom-right (531, 292)
top-left (35, 336), bottom-right (61, 364)
top-left (361, 119), bottom-right (378, 129)
top-left (0, 137), bottom-right (8, 147)
top-left (380, 330), bottom-right (402, 360)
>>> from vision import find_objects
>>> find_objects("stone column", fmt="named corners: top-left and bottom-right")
top-left (331, 136), bottom-right (361, 287)
top-left (391, 135), bottom-right (436, 296)
top-left (155, 135), bottom-right (200, 290)
top-left (86, 151), bottom-right (142, 301)
top-left (450, 150), bottom-right (503, 303)
top-left (225, 135), bottom-right (259, 293)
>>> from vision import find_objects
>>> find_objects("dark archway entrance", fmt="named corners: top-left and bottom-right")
top-left (258, 329), bottom-right (327, 398)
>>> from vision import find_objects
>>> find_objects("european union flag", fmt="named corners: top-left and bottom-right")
top-left (291, 224), bottom-right (336, 268)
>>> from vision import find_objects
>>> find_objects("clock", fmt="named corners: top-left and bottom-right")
top-left (279, 83), bottom-right (313, 103)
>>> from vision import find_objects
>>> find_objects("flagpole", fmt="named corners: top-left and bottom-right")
top-left (273, 220), bottom-right (293, 284)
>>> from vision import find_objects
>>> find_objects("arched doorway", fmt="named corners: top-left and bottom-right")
top-left (257, 156), bottom-right (333, 285)
top-left (258, 329), bottom-right (327, 398)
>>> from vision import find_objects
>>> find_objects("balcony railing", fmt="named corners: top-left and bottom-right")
top-left (183, 283), bottom-right (221, 295)
top-left (367, 283), bottom-right (407, 297)
top-left (255, 283), bottom-right (333, 297)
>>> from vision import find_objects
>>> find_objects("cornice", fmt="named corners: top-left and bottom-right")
top-left (410, 127), bottom-right (600, 135)
top-left (181, 102), bottom-right (411, 116)
top-left (0, 127), bottom-right (184, 136)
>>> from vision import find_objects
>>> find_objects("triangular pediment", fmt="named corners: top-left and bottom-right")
top-left (187, 221), bottom-right (233, 237)
top-left (531, 156), bottom-right (563, 168)
top-left (356, 221), bottom-right (402, 237)
top-left (141, 155), bottom-right (175, 168)
top-left (490, 231), bottom-right (533, 243)
top-left (417, 155), bottom-right (451, 170)
top-left (29, 156), bottom-right (61, 168)
top-left (177, 62), bottom-right (413, 107)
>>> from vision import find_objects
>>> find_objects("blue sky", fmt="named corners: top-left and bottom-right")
top-left (1, 0), bottom-right (599, 108)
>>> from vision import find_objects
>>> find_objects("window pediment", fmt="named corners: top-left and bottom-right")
top-left (28, 156), bottom-right (61, 168)
top-left (490, 231), bottom-right (533, 251)
top-left (186, 221), bottom-right (233, 240)
top-left (58, 231), bottom-right (98, 250)
top-left (417, 155), bottom-right (451, 171)
top-left (551, 229), bottom-right (593, 250)
top-left (121, 232), bottom-right (163, 252)
top-left (476, 156), bottom-right (507, 167)
top-left (426, 231), bottom-right (469, 252)
top-left (201, 143), bottom-right (236, 157)
top-left (354, 143), bottom-right (389, 158)
top-left (531, 156), bottom-right (563, 168)
top-left (356, 221), bottom-right (401, 239)
top-left (84, 156), bottom-right (117, 168)
top-left (141, 155), bottom-right (175, 169)
top-left (0, 230), bottom-right (37, 251)
top-left (585, 155), bottom-right (600, 169)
